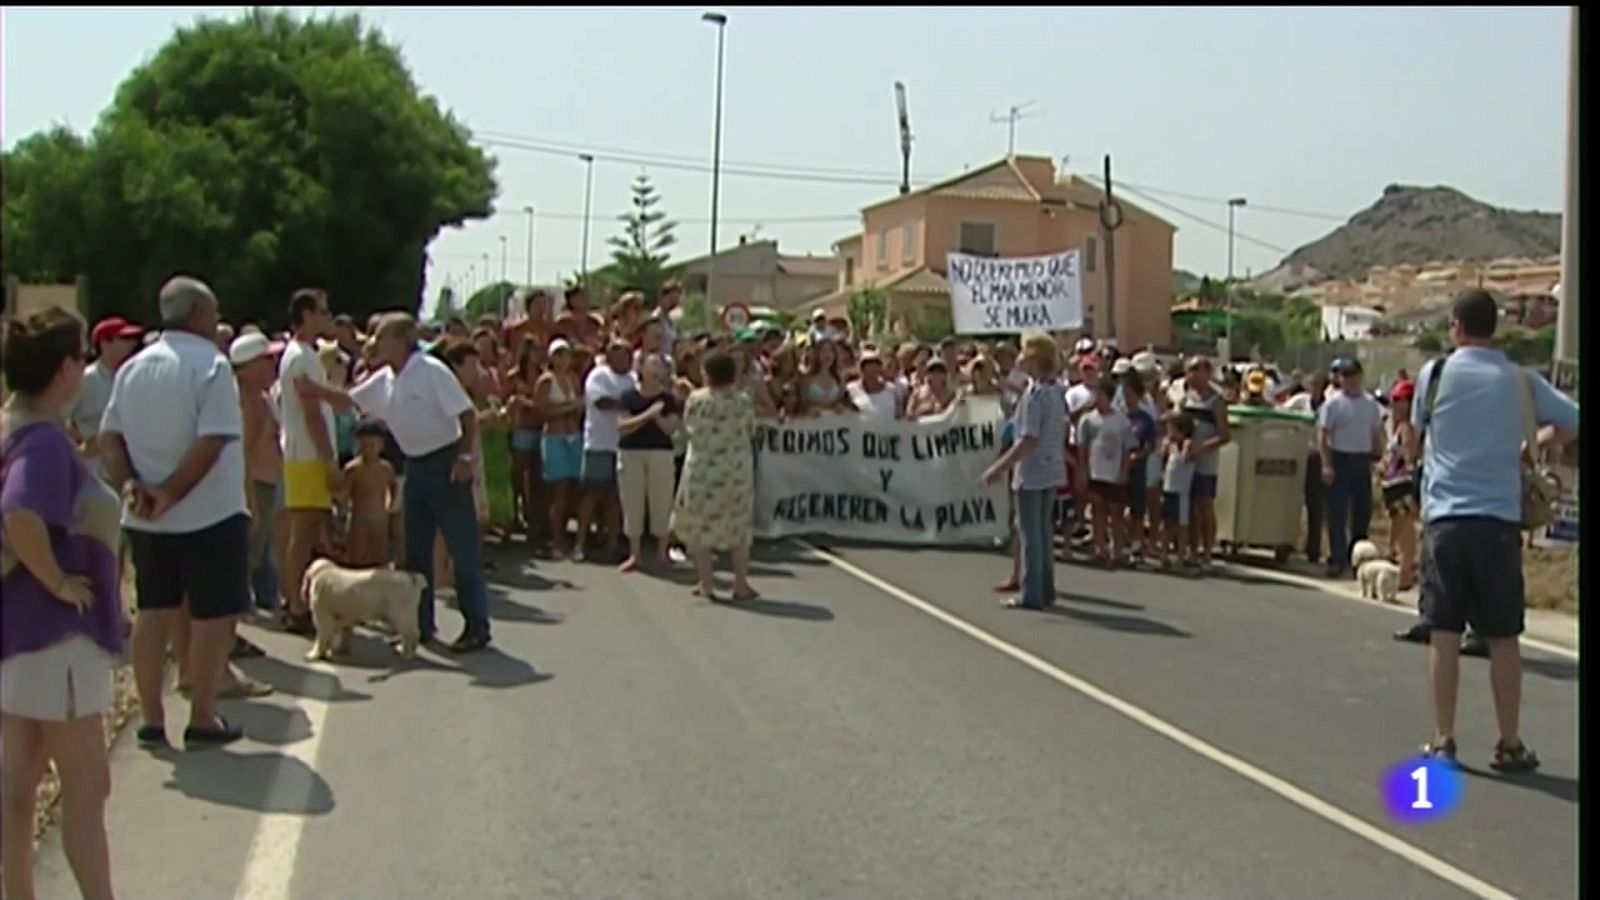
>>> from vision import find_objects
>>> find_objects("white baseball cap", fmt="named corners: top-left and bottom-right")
top-left (229, 332), bottom-right (283, 366)
top-left (547, 337), bottom-right (573, 355)
top-left (1111, 358), bottom-right (1134, 375)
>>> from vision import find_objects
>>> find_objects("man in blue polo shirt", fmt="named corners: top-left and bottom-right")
top-left (1407, 289), bottom-right (1577, 771)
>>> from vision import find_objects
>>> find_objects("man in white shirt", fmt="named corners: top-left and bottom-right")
top-left (70, 316), bottom-right (144, 449)
top-left (100, 276), bottom-right (252, 747)
top-left (347, 313), bottom-right (491, 653)
top-left (276, 288), bottom-right (340, 635)
top-left (576, 340), bottom-right (638, 562)
top-left (849, 349), bottom-right (901, 421)
top-left (656, 279), bottom-right (682, 353)
top-left (1317, 357), bottom-right (1385, 576)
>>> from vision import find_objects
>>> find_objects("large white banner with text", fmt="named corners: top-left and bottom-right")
top-left (753, 396), bottom-right (1009, 545)
top-left (947, 249), bottom-right (1084, 335)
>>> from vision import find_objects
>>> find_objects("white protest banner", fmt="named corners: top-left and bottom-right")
top-left (946, 249), bottom-right (1083, 335)
top-left (753, 396), bottom-right (1009, 545)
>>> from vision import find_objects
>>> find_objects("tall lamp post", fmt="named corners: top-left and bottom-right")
top-left (702, 10), bottom-right (728, 313)
top-left (579, 154), bottom-right (596, 282)
top-left (523, 205), bottom-right (536, 286)
top-left (1224, 196), bottom-right (1247, 361)
top-left (1553, 5), bottom-right (1578, 391)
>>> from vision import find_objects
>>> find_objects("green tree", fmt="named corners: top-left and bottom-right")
top-left (1414, 330), bottom-right (1444, 353)
top-left (909, 306), bottom-right (955, 343)
top-left (463, 281), bottom-right (515, 322)
top-left (676, 292), bottom-right (716, 333)
top-left (606, 172), bottom-right (677, 305)
top-left (846, 287), bottom-right (888, 340)
top-left (2, 9), bottom-right (496, 327)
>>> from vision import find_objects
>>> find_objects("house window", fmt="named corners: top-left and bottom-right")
top-left (876, 230), bottom-right (889, 270)
top-left (957, 221), bottom-right (997, 257)
top-left (844, 255), bottom-right (855, 286)
top-left (901, 221), bottom-right (916, 265)
top-left (1084, 235), bottom-right (1098, 273)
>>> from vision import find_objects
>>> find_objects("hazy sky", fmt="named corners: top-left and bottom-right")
top-left (2, 5), bottom-right (1571, 311)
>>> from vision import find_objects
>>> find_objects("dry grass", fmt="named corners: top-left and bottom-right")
top-left (1365, 501), bottom-right (1577, 614)
top-left (30, 569), bottom-right (144, 844)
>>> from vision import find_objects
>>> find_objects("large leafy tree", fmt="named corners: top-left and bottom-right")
top-left (1, 9), bottom-right (496, 327)
top-left (605, 172), bottom-right (677, 306)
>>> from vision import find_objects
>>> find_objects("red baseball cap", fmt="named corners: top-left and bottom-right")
top-left (1389, 379), bottom-right (1415, 402)
top-left (91, 317), bottom-right (144, 346)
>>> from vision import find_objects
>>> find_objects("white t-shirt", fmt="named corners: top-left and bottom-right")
top-left (1075, 409), bottom-right (1138, 484)
top-left (350, 351), bottom-right (474, 458)
top-left (850, 381), bottom-right (900, 421)
top-left (277, 339), bottom-right (336, 463)
top-left (583, 365), bottom-right (637, 453)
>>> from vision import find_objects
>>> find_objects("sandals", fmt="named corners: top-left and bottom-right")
top-left (184, 717), bottom-right (244, 749)
top-left (1490, 740), bottom-right (1541, 773)
top-left (731, 588), bottom-right (760, 603)
top-left (1420, 737), bottom-right (1458, 764)
top-left (136, 724), bottom-right (168, 748)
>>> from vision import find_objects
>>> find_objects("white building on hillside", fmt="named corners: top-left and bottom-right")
top-left (1321, 304), bottom-right (1382, 341)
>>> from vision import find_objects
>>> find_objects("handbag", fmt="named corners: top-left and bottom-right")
top-left (1514, 370), bottom-right (1559, 531)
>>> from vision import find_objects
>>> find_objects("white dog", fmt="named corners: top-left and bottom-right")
top-left (302, 559), bottom-right (427, 662)
top-left (1350, 540), bottom-right (1382, 572)
top-left (1358, 559), bottom-right (1403, 604)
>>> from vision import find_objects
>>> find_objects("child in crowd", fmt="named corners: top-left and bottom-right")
top-left (1157, 411), bottom-right (1197, 570)
top-left (1075, 377), bottom-right (1138, 566)
top-left (343, 421), bottom-right (398, 568)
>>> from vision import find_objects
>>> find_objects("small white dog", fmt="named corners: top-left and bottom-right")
top-left (1358, 559), bottom-right (1403, 604)
top-left (1350, 540), bottom-right (1382, 572)
top-left (302, 559), bottom-right (427, 662)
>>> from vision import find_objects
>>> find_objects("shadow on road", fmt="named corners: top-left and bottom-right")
top-left (1462, 765), bottom-right (1579, 805)
top-left (1056, 590), bottom-right (1145, 612)
top-left (1521, 654), bottom-right (1579, 684)
top-left (716, 597), bottom-right (834, 621)
top-left (487, 588), bottom-right (565, 624)
top-left (491, 567), bottom-right (579, 592)
top-left (219, 702), bottom-right (314, 747)
top-left (1041, 599), bottom-right (1191, 638)
top-left (235, 656), bottom-right (373, 703)
top-left (159, 749), bottom-right (334, 816)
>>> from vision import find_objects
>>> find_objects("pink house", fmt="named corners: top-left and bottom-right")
top-left (806, 154), bottom-right (1177, 348)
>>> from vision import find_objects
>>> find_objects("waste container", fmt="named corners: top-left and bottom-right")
top-left (1214, 405), bottom-right (1315, 565)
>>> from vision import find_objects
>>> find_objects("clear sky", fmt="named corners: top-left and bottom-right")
top-left (2, 5), bottom-right (1571, 312)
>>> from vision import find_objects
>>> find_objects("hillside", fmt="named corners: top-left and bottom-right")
top-left (1266, 184), bottom-right (1561, 284)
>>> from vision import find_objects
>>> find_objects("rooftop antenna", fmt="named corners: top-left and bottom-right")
top-left (894, 81), bottom-right (913, 195)
top-left (989, 100), bottom-right (1042, 156)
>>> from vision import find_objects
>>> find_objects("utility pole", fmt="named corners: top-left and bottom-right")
top-left (989, 101), bottom-right (1040, 156)
top-left (523, 206), bottom-right (536, 286)
top-left (579, 154), bottom-right (596, 282)
top-left (1554, 5), bottom-right (1578, 391)
top-left (703, 11), bottom-right (728, 312)
top-left (1099, 154), bottom-right (1124, 344)
top-left (894, 81), bottom-right (913, 196)
top-left (1223, 197), bottom-right (1248, 361)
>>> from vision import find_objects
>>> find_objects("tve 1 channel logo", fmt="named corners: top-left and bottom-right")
top-left (1381, 756), bottom-right (1465, 824)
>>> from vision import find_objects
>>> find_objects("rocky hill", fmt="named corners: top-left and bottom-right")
top-left (1261, 184), bottom-right (1561, 286)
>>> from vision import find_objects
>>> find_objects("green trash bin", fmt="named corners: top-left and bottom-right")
top-left (1214, 405), bottom-right (1315, 565)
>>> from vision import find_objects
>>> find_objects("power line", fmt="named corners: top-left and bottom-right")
top-left (476, 127), bottom-right (945, 184)
top-left (478, 134), bottom-right (918, 188)
top-left (1082, 174), bottom-right (1346, 222)
top-left (1112, 183), bottom-right (1294, 257)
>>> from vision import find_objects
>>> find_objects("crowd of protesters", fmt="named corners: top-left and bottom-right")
top-left (0, 275), bottom-right (1578, 898)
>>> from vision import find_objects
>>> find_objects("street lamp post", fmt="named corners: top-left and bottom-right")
top-left (523, 205), bottom-right (536, 286)
top-left (702, 11), bottom-right (728, 313)
top-left (579, 154), bottom-right (596, 282)
top-left (1224, 196), bottom-right (1247, 361)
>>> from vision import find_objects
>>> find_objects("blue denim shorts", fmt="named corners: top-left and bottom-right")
top-left (511, 428), bottom-right (540, 454)
top-left (541, 434), bottom-right (582, 482)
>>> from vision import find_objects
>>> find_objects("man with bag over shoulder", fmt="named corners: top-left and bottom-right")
top-left (1407, 290), bottom-right (1577, 771)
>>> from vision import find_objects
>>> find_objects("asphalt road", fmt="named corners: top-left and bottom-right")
top-left (34, 539), bottom-right (1578, 899)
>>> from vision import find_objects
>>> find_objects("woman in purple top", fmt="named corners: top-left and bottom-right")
top-left (1, 309), bottom-right (120, 900)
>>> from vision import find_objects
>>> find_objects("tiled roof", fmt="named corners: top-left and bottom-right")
top-left (777, 255), bottom-right (840, 278)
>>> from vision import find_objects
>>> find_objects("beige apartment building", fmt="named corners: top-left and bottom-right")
top-left (670, 238), bottom-right (838, 311)
top-left (1304, 255), bottom-right (1561, 313)
top-left (805, 154), bottom-right (1177, 348)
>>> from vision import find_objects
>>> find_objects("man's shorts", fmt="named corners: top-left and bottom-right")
top-left (581, 449), bottom-right (618, 488)
top-left (541, 434), bottom-right (582, 482)
top-left (282, 459), bottom-right (333, 510)
top-left (1161, 491), bottom-right (1190, 526)
top-left (1189, 473), bottom-right (1219, 501)
top-left (1420, 516), bottom-right (1525, 639)
top-left (126, 514), bottom-right (252, 621)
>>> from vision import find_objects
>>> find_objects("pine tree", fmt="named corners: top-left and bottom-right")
top-left (606, 172), bottom-right (678, 306)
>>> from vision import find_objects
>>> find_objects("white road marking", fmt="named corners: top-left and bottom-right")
top-left (1214, 560), bottom-right (1579, 662)
top-left (232, 662), bottom-right (335, 900)
top-left (799, 540), bottom-right (1521, 900)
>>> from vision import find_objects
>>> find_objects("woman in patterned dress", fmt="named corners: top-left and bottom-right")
top-left (671, 350), bottom-right (757, 602)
